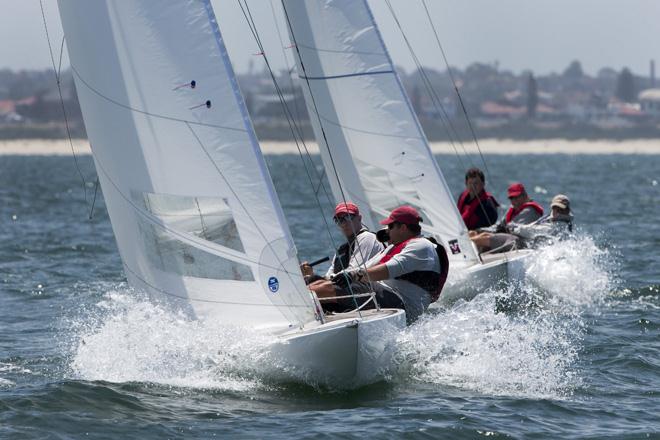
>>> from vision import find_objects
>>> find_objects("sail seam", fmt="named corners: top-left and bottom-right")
top-left (299, 70), bottom-right (393, 81)
top-left (295, 41), bottom-right (385, 57)
top-left (70, 65), bottom-right (247, 133)
top-left (123, 263), bottom-right (310, 307)
top-left (318, 114), bottom-right (423, 140)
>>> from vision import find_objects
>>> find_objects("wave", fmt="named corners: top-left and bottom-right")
top-left (65, 234), bottom-right (615, 397)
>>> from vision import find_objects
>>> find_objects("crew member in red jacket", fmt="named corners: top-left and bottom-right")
top-left (317, 206), bottom-right (445, 323)
top-left (470, 182), bottom-right (543, 252)
top-left (457, 167), bottom-right (499, 230)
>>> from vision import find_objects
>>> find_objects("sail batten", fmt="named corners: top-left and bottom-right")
top-left (283, 0), bottom-right (478, 264)
top-left (58, 0), bottom-right (315, 327)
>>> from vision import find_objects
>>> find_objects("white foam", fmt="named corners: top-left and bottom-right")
top-left (523, 234), bottom-right (615, 308)
top-left (390, 234), bottom-right (613, 399)
top-left (68, 235), bottom-right (612, 395)
top-left (0, 362), bottom-right (30, 388)
top-left (68, 288), bottom-right (278, 392)
top-left (393, 292), bottom-right (583, 399)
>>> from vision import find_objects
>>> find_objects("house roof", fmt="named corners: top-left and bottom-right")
top-left (639, 88), bottom-right (660, 102)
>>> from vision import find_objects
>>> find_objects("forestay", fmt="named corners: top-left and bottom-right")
top-left (58, 0), bottom-right (315, 328)
top-left (282, 0), bottom-right (478, 265)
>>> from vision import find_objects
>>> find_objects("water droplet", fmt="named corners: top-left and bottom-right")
top-left (11, 214), bottom-right (17, 221)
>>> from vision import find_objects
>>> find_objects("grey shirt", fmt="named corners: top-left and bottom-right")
top-left (511, 213), bottom-right (573, 242)
top-left (485, 205), bottom-right (544, 233)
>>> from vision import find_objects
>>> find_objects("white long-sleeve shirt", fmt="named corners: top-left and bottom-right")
top-left (325, 230), bottom-right (383, 278)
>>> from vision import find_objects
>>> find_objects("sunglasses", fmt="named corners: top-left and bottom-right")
top-left (334, 214), bottom-right (354, 225)
top-left (387, 222), bottom-right (402, 230)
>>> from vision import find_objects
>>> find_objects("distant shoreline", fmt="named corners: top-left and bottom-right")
top-left (2, 138), bottom-right (660, 155)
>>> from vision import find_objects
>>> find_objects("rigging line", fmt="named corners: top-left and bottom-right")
top-left (280, 3), bottom-right (349, 203)
top-left (239, 0), bottom-right (336, 212)
top-left (39, 0), bottom-right (88, 203)
top-left (247, 0), bottom-right (370, 310)
top-left (419, 0), bottom-right (495, 187)
top-left (318, 114), bottom-right (424, 140)
top-left (90, 146), bottom-right (311, 279)
top-left (384, 0), bottom-right (469, 172)
top-left (185, 121), bottom-right (312, 313)
top-left (385, 0), bottom-right (496, 241)
top-left (269, 0), bottom-right (304, 122)
top-left (417, 0), bottom-right (498, 223)
top-left (299, 70), bottom-right (394, 81)
top-left (237, 0), bottom-right (337, 225)
top-left (57, 37), bottom-right (66, 80)
top-left (88, 177), bottom-right (100, 220)
top-left (239, 2), bottom-right (318, 169)
top-left (279, 2), bottom-right (382, 308)
top-left (203, 0), bottom-right (315, 321)
top-left (69, 65), bottom-right (248, 133)
top-left (239, 0), bottom-right (369, 309)
top-left (123, 262), bottom-right (309, 308)
top-left (294, 41), bottom-right (385, 57)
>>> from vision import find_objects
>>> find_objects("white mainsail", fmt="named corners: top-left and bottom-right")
top-left (281, 0), bottom-right (478, 265)
top-left (58, 0), bottom-right (315, 328)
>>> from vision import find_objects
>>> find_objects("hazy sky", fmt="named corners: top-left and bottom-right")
top-left (2, 1), bottom-right (659, 76)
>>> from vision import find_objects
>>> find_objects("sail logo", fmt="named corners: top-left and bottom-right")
top-left (267, 277), bottom-right (279, 293)
top-left (448, 239), bottom-right (461, 255)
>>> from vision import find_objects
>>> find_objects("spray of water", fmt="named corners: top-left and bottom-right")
top-left (68, 286), bottom-right (278, 392)
top-left (392, 234), bottom-right (614, 399)
top-left (66, 234), bottom-right (613, 396)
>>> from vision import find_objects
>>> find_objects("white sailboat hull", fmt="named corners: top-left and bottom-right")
top-left (437, 250), bottom-right (533, 306)
top-left (270, 309), bottom-right (405, 388)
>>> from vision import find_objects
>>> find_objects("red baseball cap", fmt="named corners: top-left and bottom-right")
top-left (507, 182), bottom-right (526, 198)
top-left (334, 202), bottom-right (359, 217)
top-left (379, 205), bottom-right (422, 225)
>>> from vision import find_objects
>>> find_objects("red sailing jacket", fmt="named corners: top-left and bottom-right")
top-left (457, 190), bottom-right (498, 230)
top-left (378, 238), bottom-right (415, 264)
top-left (505, 201), bottom-right (544, 224)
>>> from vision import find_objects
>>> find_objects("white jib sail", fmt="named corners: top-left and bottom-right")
top-left (58, 0), bottom-right (315, 328)
top-left (282, 0), bottom-right (478, 265)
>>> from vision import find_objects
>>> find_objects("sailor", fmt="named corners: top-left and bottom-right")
top-left (302, 202), bottom-right (383, 301)
top-left (329, 206), bottom-right (446, 324)
top-left (508, 194), bottom-right (573, 247)
top-left (469, 182), bottom-right (544, 252)
top-left (457, 167), bottom-right (499, 230)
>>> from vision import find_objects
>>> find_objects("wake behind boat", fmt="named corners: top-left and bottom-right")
top-left (57, 0), bottom-right (404, 388)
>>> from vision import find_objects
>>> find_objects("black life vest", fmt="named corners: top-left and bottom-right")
top-left (391, 237), bottom-right (449, 303)
top-left (332, 228), bottom-right (373, 274)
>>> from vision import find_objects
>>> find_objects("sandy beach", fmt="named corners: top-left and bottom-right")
top-left (2, 138), bottom-right (660, 155)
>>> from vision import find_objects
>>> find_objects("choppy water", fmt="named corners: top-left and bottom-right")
top-left (1, 152), bottom-right (658, 439)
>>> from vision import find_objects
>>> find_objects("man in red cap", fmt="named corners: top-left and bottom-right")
top-left (301, 201), bottom-right (383, 293)
top-left (324, 205), bottom-right (444, 324)
top-left (470, 182), bottom-right (543, 252)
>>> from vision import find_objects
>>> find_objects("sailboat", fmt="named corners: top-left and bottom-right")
top-left (57, 0), bottom-right (405, 387)
top-left (281, 0), bottom-right (531, 305)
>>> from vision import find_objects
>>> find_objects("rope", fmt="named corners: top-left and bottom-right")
top-left (419, 0), bottom-right (496, 188)
top-left (383, 0), bottom-right (470, 172)
top-left (386, 0), bottom-right (498, 232)
top-left (39, 0), bottom-right (88, 204)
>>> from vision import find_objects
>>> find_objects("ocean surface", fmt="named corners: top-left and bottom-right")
top-left (0, 151), bottom-right (658, 439)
